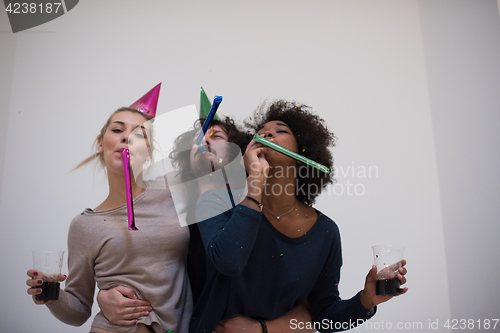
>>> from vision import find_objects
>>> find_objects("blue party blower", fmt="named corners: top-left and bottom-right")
top-left (196, 95), bottom-right (223, 151)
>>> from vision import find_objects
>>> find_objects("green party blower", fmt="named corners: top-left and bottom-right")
top-left (253, 134), bottom-right (331, 174)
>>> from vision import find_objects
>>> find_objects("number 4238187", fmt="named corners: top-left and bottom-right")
top-left (444, 319), bottom-right (498, 330)
top-left (5, 3), bottom-right (62, 14)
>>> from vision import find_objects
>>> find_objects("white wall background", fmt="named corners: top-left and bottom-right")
top-left (0, 1), bottom-right (498, 332)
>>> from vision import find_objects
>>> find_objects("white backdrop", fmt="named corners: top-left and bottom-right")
top-left (1, 1), bottom-right (499, 332)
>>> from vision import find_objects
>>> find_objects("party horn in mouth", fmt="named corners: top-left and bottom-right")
top-left (196, 95), bottom-right (223, 152)
top-left (122, 149), bottom-right (138, 230)
top-left (253, 134), bottom-right (331, 174)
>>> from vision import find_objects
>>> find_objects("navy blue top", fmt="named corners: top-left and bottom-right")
top-left (190, 190), bottom-right (375, 333)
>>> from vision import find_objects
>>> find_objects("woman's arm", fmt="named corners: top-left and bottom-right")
top-left (266, 301), bottom-right (316, 333)
top-left (196, 192), bottom-right (263, 276)
top-left (43, 216), bottom-right (97, 326)
top-left (213, 301), bottom-right (315, 333)
top-left (306, 225), bottom-right (375, 332)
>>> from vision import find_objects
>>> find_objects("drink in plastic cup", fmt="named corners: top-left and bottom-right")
top-left (32, 250), bottom-right (65, 301)
top-left (372, 245), bottom-right (404, 296)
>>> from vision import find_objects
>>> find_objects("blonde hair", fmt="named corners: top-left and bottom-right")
top-left (73, 107), bottom-right (154, 171)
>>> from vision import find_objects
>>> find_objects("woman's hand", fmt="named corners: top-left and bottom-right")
top-left (26, 269), bottom-right (66, 305)
top-left (213, 315), bottom-right (262, 333)
top-left (97, 286), bottom-right (152, 326)
top-left (213, 302), bottom-right (316, 333)
top-left (360, 259), bottom-right (408, 311)
top-left (243, 139), bottom-right (269, 201)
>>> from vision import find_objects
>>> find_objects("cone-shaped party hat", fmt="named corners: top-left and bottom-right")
top-left (130, 83), bottom-right (161, 117)
top-left (200, 87), bottom-right (220, 120)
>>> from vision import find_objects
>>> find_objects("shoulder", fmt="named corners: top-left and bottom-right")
top-left (310, 210), bottom-right (342, 247)
top-left (70, 209), bottom-right (93, 225)
top-left (145, 174), bottom-right (170, 189)
top-left (66, 210), bottom-right (97, 250)
top-left (196, 189), bottom-right (232, 222)
top-left (197, 188), bottom-right (241, 208)
top-left (68, 209), bottom-right (95, 233)
top-left (196, 189), bottom-right (247, 224)
top-left (315, 210), bottom-right (340, 232)
top-left (68, 208), bottom-right (115, 234)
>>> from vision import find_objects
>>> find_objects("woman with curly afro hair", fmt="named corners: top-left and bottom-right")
top-left (246, 100), bottom-right (336, 206)
top-left (191, 100), bottom-right (409, 333)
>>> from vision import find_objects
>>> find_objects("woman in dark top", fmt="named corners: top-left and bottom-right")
top-left (191, 100), bottom-right (408, 332)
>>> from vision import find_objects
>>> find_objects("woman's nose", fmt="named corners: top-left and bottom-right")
top-left (122, 133), bottom-right (132, 144)
top-left (262, 131), bottom-right (273, 138)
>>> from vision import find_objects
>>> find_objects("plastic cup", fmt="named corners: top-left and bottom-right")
top-left (372, 245), bottom-right (404, 296)
top-left (32, 250), bottom-right (64, 301)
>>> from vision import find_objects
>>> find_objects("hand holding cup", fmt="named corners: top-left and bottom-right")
top-left (372, 245), bottom-right (405, 296)
top-left (27, 250), bottom-right (65, 304)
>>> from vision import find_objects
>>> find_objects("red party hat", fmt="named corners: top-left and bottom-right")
top-left (129, 83), bottom-right (162, 117)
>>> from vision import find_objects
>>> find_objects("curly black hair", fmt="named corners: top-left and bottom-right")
top-left (245, 100), bottom-right (336, 205)
top-left (169, 116), bottom-right (253, 181)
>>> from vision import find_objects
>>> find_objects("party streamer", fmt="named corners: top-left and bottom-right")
top-left (122, 149), bottom-right (138, 230)
top-left (196, 95), bottom-right (223, 151)
top-left (253, 134), bottom-right (331, 174)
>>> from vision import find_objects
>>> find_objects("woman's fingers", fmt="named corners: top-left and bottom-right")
top-left (388, 259), bottom-right (405, 272)
top-left (27, 269), bottom-right (39, 279)
top-left (32, 296), bottom-right (48, 305)
top-left (116, 309), bottom-right (150, 321)
top-left (56, 273), bottom-right (67, 282)
top-left (398, 287), bottom-right (409, 295)
top-left (27, 270), bottom-right (66, 283)
top-left (26, 270), bottom-right (44, 298)
top-left (27, 285), bottom-right (42, 296)
top-left (114, 285), bottom-right (139, 300)
top-left (397, 270), bottom-right (407, 285)
top-left (26, 270), bottom-right (48, 305)
top-left (244, 148), bottom-right (269, 177)
top-left (397, 259), bottom-right (408, 285)
top-left (117, 304), bottom-right (152, 315)
top-left (26, 278), bottom-right (43, 288)
top-left (245, 139), bottom-right (268, 156)
top-left (244, 139), bottom-right (257, 154)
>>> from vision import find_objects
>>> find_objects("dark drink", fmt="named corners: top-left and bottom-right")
top-left (35, 281), bottom-right (60, 301)
top-left (376, 278), bottom-right (400, 296)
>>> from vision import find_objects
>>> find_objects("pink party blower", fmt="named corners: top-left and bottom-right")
top-left (122, 150), bottom-right (138, 230)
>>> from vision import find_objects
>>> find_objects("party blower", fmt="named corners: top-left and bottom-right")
top-left (121, 82), bottom-right (161, 230)
top-left (122, 150), bottom-right (138, 230)
top-left (253, 134), bottom-right (331, 174)
top-left (196, 95), bottom-right (223, 152)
